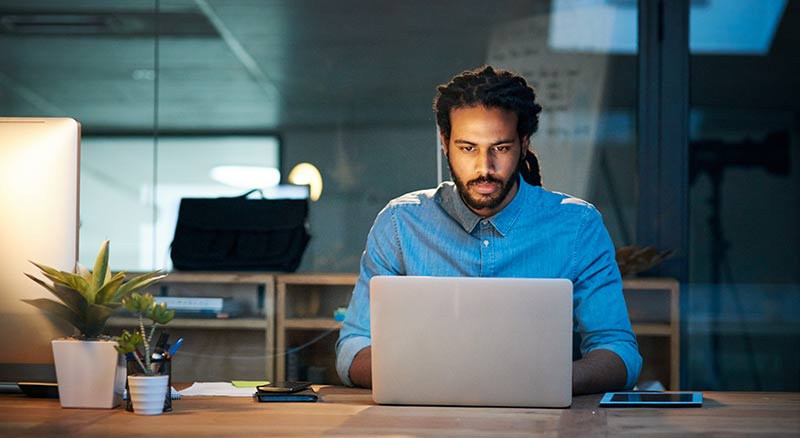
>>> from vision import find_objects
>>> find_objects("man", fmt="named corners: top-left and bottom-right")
top-left (335, 65), bottom-right (641, 395)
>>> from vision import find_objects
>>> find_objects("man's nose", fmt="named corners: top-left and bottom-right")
top-left (476, 150), bottom-right (494, 175)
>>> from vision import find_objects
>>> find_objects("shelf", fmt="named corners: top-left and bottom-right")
top-left (114, 274), bottom-right (681, 387)
top-left (275, 273), bottom-right (357, 383)
top-left (283, 319), bottom-right (342, 330)
top-left (631, 323), bottom-right (672, 336)
top-left (277, 273), bottom-right (359, 286)
top-left (623, 278), bottom-right (680, 389)
top-left (107, 316), bottom-right (267, 331)
top-left (117, 272), bottom-right (277, 382)
top-left (622, 278), bottom-right (680, 290)
top-left (129, 271), bottom-right (277, 284)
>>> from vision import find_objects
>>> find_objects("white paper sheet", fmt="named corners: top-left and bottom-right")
top-left (178, 382), bottom-right (257, 397)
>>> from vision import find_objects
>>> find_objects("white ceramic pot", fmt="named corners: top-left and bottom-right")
top-left (51, 339), bottom-right (126, 409)
top-left (127, 374), bottom-right (169, 415)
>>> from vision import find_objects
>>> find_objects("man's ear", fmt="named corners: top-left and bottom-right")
top-left (440, 133), bottom-right (449, 158)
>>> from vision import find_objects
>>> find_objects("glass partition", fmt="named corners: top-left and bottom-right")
top-left (686, 0), bottom-right (799, 390)
top-left (80, 135), bottom-right (280, 270)
top-left (484, 0), bottom-right (639, 246)
top-left (1, 0), bottom-right (639, 271)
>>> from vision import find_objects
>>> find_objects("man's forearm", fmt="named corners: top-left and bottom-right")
top-left (350, 346), bottom-right (624, 392)
top-left (349, 346), bottom-right (373, 388)
top-left (572, 349), bottom-right (628, 395)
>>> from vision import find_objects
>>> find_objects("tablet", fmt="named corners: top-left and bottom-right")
top-left (599, 391), bottom-right (703, 407)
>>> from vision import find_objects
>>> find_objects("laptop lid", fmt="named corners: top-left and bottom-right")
top-left (370, 276), bottom-right (573, 408)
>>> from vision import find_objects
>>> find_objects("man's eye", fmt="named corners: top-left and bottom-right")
top-left (461, 146), bottom-right (476, 152)
top-left (494, 146), bottom-right (510, 152)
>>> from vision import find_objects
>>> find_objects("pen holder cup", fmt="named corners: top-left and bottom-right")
top-left (125, 357), bottom-right (172, 413)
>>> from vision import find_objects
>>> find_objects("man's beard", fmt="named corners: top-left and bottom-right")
top-left (448, 157), bottom-right (521, 213)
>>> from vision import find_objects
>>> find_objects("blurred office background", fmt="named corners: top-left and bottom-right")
top-left (0, 0), bottom-right (797, 390)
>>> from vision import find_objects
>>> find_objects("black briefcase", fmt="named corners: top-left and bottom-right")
top-left (170, 190), bottom-right (310, 271)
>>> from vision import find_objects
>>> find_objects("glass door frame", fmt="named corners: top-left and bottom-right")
top-left (637, 0), bottom-right (690, 283)
top-left (637, 0), bottom-right (690, 390)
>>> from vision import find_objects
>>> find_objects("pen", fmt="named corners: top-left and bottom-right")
top-left (155, 332), bottom-right (170, 353)
top-left (168, 338), bottom-right (184, 357)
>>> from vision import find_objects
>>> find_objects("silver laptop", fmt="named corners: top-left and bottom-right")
top-left (370, 276), bottom-right (573, 408)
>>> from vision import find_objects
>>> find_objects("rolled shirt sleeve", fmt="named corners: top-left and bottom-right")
top-left (572, 206), bottom-right (642, 389)
top-left (335, 204), bottom-right (403, 386)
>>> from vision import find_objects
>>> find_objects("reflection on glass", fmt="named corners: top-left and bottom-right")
top-left (687, 1), bottom-right (799, 391)
top-left (549, 0), bottom-right (637, 54)
top-left (80, 135), bottom-right (280, 271)
top-left (487, 2), bottom-right (638, 246)
top-left (689, 0), bottom-right (787, 54)
top-left (547, 0), bottom-right (788, 55)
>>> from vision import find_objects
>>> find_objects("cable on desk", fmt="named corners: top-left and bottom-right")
top-left (165, 326), bottom-right (339, 360)
top-left (280, 327), bottom-right (339, 358)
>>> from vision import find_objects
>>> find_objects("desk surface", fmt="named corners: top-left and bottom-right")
top-left (1, 387), bottom-right (798, 437)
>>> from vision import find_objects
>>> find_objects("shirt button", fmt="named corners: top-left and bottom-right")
top-left (483, 240), bottom-right (489, 247)
top-left (481, 221), bottom-right (488, 227)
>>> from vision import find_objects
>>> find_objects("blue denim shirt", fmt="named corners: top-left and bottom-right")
top-left (335, 179), bottom-right (642, 388)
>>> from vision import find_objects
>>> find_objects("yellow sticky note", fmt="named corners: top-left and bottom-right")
top-left (231, 380), bottom-right (269, 388)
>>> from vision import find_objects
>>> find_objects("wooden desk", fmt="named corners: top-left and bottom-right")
top-left (1, 388), bottom-right (797, 437)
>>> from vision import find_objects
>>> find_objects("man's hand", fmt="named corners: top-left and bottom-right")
top-left (349, 346), bottom-right (372, 388)
top-left (572, 349), bottom-right (628, 395)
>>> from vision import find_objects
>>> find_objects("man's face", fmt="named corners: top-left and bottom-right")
top-left (442, 105), bottom-right (528, 217)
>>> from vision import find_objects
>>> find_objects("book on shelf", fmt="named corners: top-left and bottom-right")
top-left (155, 296), bottom-right (224, 312)
top-left (149, 296), bottom-right (243, 319)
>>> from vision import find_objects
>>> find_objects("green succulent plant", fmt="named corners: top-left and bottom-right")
top-left (115, 292), bottom-right (175, 375)
top-left (23, 240), bottom-right (166, 339)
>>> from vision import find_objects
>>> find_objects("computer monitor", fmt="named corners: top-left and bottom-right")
top-left (0, 118), bottom-right (80, 384)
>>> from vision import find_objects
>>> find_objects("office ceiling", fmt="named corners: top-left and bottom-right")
top-left (0, 0), bottom-right (544, 132)
top-left (0, 1), bottom-right (797, 133)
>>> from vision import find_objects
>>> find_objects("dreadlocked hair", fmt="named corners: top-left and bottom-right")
top-left (433, 65), bottom-right (544, 187)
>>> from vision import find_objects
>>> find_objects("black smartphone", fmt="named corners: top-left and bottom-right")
top-left (600, 391), bottom-right (703, 407)
top-left (257, 381), bottom-right (312, 393)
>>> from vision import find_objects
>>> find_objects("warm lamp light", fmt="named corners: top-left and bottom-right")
top-left (288, 162), bottom-right (323, 201)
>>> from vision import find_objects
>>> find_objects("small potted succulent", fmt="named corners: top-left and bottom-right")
top-left (115, 292), bottom-right (175, 415)
top-left (24, 240), bottom-right (166, 409)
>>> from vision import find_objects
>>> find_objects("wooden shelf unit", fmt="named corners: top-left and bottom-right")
top-left (107, 271), bottom-right (276, 382)
top-left (622, 278), bottom-right (680, 390)
top-left (274, 275), bottom-right (681, 390)
top-left (282, 319), bottom-right (343, 330)
top-left (106, 317), bottom-right (267, 331)
top-left (275, 273), bottom-right (357, 384)
top-left (116, 272), bottom-right (678, 388)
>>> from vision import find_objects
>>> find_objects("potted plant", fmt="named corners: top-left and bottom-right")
top-left (24, 240), bottom-right (166, 409)
top-left (115, 292), bottom-right (175, 415)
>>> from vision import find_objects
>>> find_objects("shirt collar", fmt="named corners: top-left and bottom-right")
top-left (436, 175), bottom-right (534, 236)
